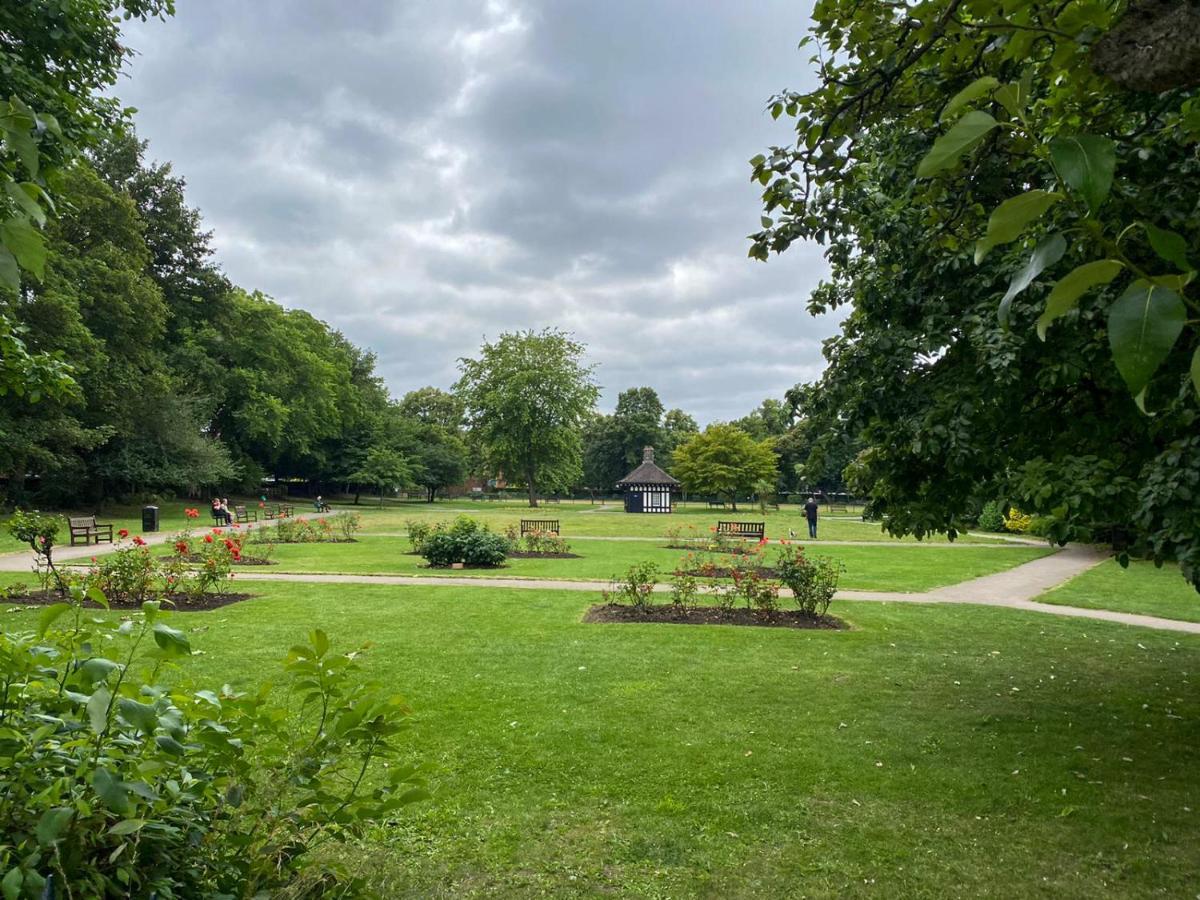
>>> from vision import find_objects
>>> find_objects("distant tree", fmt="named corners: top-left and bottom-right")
top-left (397, 386), bottom-right (464, 431)
top-left (456, 329), bottom-right (599, 508)
top-left (672, 424), bottom-right (778, 511)
top-left (733, 399), bottom-right (791, 440)
top-left (580, 413), bottom-right (624, 492)
top-left (658, 408), bottom-right (699, 471)
top-left (351, 447), bottom-right (413, 507)
top-left (613, 387), bottom-right (665, 468)
top-left (409, 428), bottom-right (468, 502)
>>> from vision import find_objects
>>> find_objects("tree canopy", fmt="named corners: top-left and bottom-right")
top-left (456, 329), bottom-right (599, 507)
top-left (671, 424), bottom-right (779, 511)
top-left (751, 0), bottom-right (1200, 588)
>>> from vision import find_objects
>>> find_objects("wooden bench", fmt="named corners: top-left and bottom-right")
top-left (68, 515), bottom-right (114, 547)
top-left (520, 519), bottom-right (559, 537)
top-left (707, 500), bottom-right (726, 509)
top-left (262, 504), bottom-right (293, 520)
top-left (233, 505), bottom-right (258, 524)
top-left (716, 521), bottom-right (766, 541)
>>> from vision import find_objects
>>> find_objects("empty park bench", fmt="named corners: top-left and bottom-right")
top-left (263, 504), bottom-right (293, 520)
top-left (68, 515), bottom-right (114, 547)
top-left (233, 505), bottom-right (258, 524)
top-left (716, 521), bottom-right (766, 541)
top-left (520, 519), bottom-right (559, 537)
top-left (707, 499), bottom-right (726, 509)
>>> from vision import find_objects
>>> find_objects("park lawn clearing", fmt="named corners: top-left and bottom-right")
top-left (246, 536), bottom-right (1052, 592)
top-left (1037, 559), bottom-right (1200, 622)
top-left (347, 500), bottom-right (1011, 543)
top-left (2, 580), bottom-right (1196, 897)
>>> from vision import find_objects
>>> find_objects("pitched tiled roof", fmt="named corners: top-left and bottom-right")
top-left (616, 446), bottom-right (680, 487)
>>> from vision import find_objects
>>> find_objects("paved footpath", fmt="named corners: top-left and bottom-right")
top-left (6, 532), bottom-right (1197, 635)
top-left (222, 545), bottom-right (1200, 635)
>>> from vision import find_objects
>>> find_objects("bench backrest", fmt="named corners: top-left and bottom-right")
top-left (68, 516), bottom-right (97, 531)
top-left (520, 519), bottom-right (559, 535)
top-left (716, 521), bottom-right (766, 538)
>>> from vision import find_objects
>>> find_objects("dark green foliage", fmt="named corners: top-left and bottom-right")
top-left (750, 0), bottom-right (1200, 588)
top-left (419, 516), bottom-right (511, 568)
top-left (977, 501), bottom-right (1005, 534)
top-left (775, 545), bottom-right (842, 618)
top-left (0, 595), bottom-right (427, 897)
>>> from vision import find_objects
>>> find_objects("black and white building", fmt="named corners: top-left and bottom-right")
top-left (615, 446), bottom-right (679, 514)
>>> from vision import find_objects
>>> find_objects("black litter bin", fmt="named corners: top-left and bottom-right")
top-left (142, 505), bottom-right (160, 532)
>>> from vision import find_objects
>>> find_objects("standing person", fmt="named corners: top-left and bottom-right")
top-left (803, 495), bottom-right (819, 539)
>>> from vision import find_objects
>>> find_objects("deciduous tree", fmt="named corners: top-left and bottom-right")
top-left (672, 425), bottom-right (778, 511)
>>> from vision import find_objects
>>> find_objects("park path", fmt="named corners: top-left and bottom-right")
top-left (6, 529), bottom-right (1195, 635)
top-left (359, 532), bottom-right (1038, 548)
top-left (220, 545), bottom-right (1200, 635)
top-left (0, 514), bottom-right (322, 573)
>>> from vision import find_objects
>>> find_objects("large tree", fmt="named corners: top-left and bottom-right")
top-left (456, 329), bottom-right (599, 507)
top-left (751, 0), bottom-right (1200, 587)
top-left (0, 1), bottom-right (172, 396)
top-left (671, 424), bottom-right (779, 511)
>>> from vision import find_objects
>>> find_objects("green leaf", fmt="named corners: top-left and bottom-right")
top-left (35, 807), bottom-right (73, 845)
top-left (940, 76), bottom-right (999, 122)
top-left (87, 686), bottom-right (111, 734)
top-left (0, 246), bottom-right (17, 291)
top-left (1192, 346), bottom-right (1200, 398)
top-left (1, 123), bottom-right (39, 176)
top-left (155, 735), bottom-right (186, 755)
top-left (108, 818), bottom-right (147, 836)
top-left (993, 79), bottom-right (1031, 119)
top-left (117, 698), bottom-right (158, 734)
top-left (975, 190), bottom-right (1063, 264)
top-left (1107, 283), bottom-right (1186, 409)
top-left (998, 234), bottom-right (1066, 329)
top-left (0, 217), bottom-right (45, 279)
top-left (3, 182), bottom-right (46, 227)
top-left (1037, 259), bottom-right (1124, 339)
top-left (917, 111), bottom-right (998, 178)
top-left (36, 602), bottom-right (71, 637)
top-left (1143, 223), bottom-right (1194, 272)
top-left (311, 628), bottom-right (330, 657)
top-left (1, 866), bottom-right (21, 900)
top-left (91, 768), bottom-right (130, 814)
top-left (153, 623), bottom-right (190, 657)
top-left (1049, 135), bottom-right (1116, 213)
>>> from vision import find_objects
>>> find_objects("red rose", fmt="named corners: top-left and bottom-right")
top-left (204, 535), bottom-right (213, 544)
top-left (118, 529), bottom-right (129, 538)
top-left (133, 536), bottom-right (146, 546)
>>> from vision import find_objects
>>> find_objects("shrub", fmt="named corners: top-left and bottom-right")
top-left (1003, 506), bottom-right (1034, 534)
top-left (728, 547), bottom-right (779, 611)
top-left (335, 511), bottom-right (363, 541)
top-left (604, 561), bottom-right (659, 610)
top-left (5, 509), bottom-right (64, 596)
top-left (776, 545), bottom-right (843, 618)
top-left (420, 516), bottom-right (511, 568)
top-left (261, 514), bottom-right (356, 544)
top-left (0, 592), bottom-right (428, 896)
top-left (519, 529), bottom-right (571, 555)
top-left (407, 519), bottom-right (436, 552)
top-left (669, 569), bottom-right (700, 611)
top-left (977, 500), bottom-right (1005, 532)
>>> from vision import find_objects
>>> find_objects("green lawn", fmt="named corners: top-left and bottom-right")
top-left (94, 535), bottom-right (1051, 593)
top-left (1037, 559), bottom-right (1200, 622)
top-left (2, 582), bottom-right (1195, 897)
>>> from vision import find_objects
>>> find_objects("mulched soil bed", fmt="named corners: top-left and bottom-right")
top-left (680, 566), bottom-right (781, 579)
top-left (1, 592), bottom-right (256, 612)
top-left (180, 553), bottom-right (276, 566)
top-left (584, 603), bottom-right (845, 630)
top-left (507, 551), bottom-right (582, 559)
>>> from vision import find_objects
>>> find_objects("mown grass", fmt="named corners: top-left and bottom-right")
top-left (2, 581), bottom-right (1196, 897)
top-left (254, 536), bottom-right (1048, 592)
top-left (1038, 559), bottom-right (1200, 622)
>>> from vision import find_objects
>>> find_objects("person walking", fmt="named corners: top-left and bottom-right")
top-left (803, 495), bottom-right (819, 539)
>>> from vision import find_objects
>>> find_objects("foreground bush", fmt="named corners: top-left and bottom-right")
top-left (420, 517), bottom-right (510, 568)
top-left (775, 546), bottom-right (844, 618)
top-left (0, 591), bottom-right (428, 897)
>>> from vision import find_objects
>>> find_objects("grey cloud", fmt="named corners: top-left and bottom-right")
top-left (119, 0), bottom-right (833, 424)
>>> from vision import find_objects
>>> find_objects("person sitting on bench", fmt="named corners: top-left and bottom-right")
top-left (211, 497), bottom-right (233, 526)
top-left (314, 495), bottom-right (332, 513)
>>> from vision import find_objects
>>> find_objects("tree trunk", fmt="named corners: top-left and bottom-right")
top-left (527, 466), bottom-right (538, 508)
top-left (729, 492), bottom-right (738, 512)
top-left (427, 486), bottom-right (436, 502)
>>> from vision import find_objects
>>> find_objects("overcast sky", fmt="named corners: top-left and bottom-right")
top-left (118, 1), bottom-right (835, 424)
